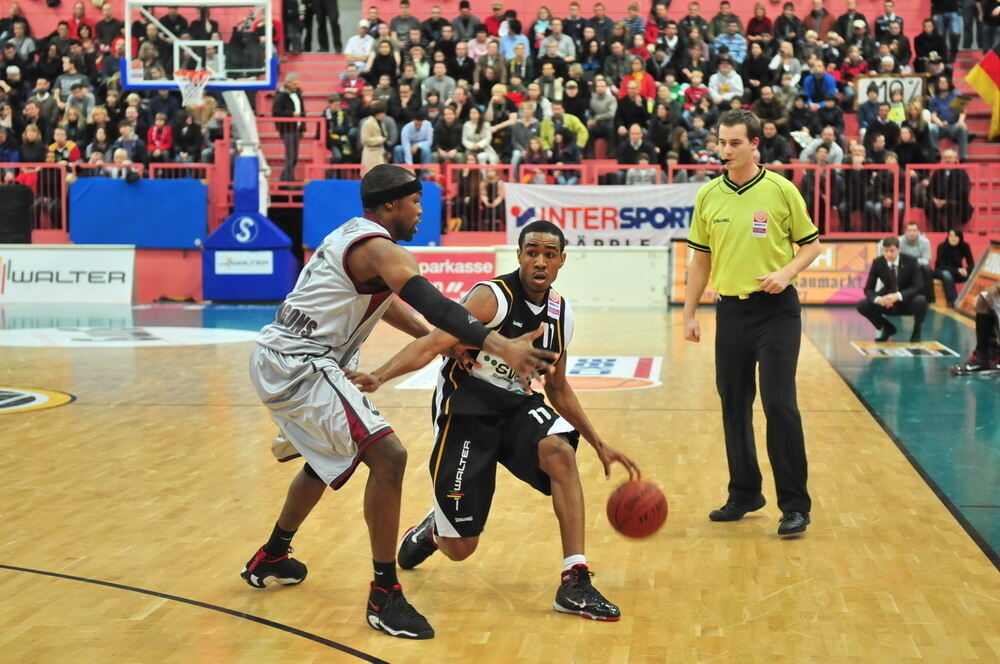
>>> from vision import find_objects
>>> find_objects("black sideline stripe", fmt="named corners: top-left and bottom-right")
top-left (0, 564), bottom-right (391, 663)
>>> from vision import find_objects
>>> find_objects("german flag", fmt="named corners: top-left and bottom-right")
top-left (966, 47), bottom-right (1000, 140)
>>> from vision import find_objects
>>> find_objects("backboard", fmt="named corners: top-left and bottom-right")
top-left (121, 0), bottom-right (277, 92)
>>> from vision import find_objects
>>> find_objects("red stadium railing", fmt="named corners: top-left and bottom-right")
top-left (258, 116), bottom-right (328, 173)
top-left (667, 162), bottom-right (998, 236)
top-left (515, 163), bottom-right (587, 185)
top-left (589, 162), bottom-right (665, 184)
top-left (277, 163), bottom-right (443, 209)
top-left (668, 163), bottom-right (824, 229)
top-left (822, 164), bottom-right (902, 235)
top-left (440, 164), bottom-right (514, 232)
top-left (904, 163), bottom-right (1000, 235)
top-left (72, 163), bottom-right (146, 179)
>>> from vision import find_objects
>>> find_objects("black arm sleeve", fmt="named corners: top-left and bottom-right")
top-left (398, 275), bottom-right (491, 348)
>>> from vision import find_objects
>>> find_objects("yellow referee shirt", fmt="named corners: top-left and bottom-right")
top-left (687, 168), bottom-right (820, 296)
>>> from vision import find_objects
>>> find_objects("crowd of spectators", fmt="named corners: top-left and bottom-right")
top-left (0, 1), bottom-right (233, 186)
top-left (279, 0), bottom-right (988, 229)
top-left (0, 0), bottom-right (988, 231)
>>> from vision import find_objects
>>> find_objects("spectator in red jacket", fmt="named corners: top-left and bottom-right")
top-left (483, 2), bottom-right (505, 36)
top-left (67, 1), bottom-right (95, 40)
top-left (146, 112), bottom-right (174, 163)
top-left (617, 56), bottom-right (657, 99)
top-left (746, 3), bottom-right (774, 43)
top-left (49, 126), bottom-right (81, 162)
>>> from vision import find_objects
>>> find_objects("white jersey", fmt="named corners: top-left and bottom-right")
top-left (257, 217), bottom-right (395, 365)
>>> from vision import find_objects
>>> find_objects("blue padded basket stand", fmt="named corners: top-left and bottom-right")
top-left (202, 156), bottom-right (298, 301)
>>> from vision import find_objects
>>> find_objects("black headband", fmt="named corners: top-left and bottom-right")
top-left (361, 178), bottom-right (422, 209)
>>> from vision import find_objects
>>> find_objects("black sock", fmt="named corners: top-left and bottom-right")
top-left (263, 523), bottom-right (296, 558)
top-left (373, 560), bottom-right (398, 588)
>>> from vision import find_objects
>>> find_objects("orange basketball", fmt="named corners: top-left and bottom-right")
top-left (606, 480), bottom-right (668, 539)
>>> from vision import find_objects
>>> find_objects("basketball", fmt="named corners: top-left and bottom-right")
top-left (606, 480), bottom-right (668, 539)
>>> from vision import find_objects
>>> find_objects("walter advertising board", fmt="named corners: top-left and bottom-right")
top-left (506, 183), bottom-right (701, 247)
top-left (0, 245), bottom-right (135, 304)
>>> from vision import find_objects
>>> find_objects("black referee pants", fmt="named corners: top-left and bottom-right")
top-left (715, 287), bottom-right (811, 514)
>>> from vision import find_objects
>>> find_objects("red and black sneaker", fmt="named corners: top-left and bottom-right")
top-left (240, 546), bottom-right (307, 588)
top-left (366, 583), bottom-right (434, 639)
top-left (553, 564), bottom-right (621, 622)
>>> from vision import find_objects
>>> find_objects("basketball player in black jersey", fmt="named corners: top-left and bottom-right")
top-left (350, 220), bottom-right (640, 622)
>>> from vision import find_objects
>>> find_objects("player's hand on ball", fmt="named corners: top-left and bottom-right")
top-left (593, 440), bottom-right (641, 480)
top-left (684, 318), bottom-right (700, 342)
top-left (347, 371), bottom-right (381, 393)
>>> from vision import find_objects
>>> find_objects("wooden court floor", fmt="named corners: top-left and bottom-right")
top-left (0, 307), bottom-right (997, 663)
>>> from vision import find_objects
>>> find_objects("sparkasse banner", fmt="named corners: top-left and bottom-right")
top-left (505, 182), bottom-right (701, 246)
top-left (412, 250), bottom-right (496, 300)
top-left (0, 245), bottom-right (135, 303)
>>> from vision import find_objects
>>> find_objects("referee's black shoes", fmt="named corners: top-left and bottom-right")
top-left (777, 512), bottom-right (810, 536)
top-left (708, 495), bottom-right (766, 521)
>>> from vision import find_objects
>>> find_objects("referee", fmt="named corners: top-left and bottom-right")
top-left (683, 109), bottom-right (822, 537)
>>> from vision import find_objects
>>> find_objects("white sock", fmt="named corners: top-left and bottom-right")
top-left (562, 554), bottom-right (587, 572)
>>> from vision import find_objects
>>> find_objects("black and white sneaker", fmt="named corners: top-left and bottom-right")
top-left (366, 583), bottom-right (435, 639)
top-left (397, 509), bottom-right (438, 570)
top-left (951, 360), bottom-right (990, 375)
top-left (553, 564), bottom-right (621, 622)
top-left (240, 546), bottom-right (308, 588)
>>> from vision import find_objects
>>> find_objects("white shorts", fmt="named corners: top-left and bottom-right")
top-left (249, 345), bottom-right (393, 489)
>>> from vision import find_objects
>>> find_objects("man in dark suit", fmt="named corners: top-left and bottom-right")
top-left (857, 236), bottom-right (929, 342)
top-left (272, 73), bottom-right (305, 181)
top-left (924, 148), bottom-right (973, 232)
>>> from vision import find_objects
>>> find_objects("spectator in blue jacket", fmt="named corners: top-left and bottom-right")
top-left (713, 19), bottom-right (748, 63)
top-left (394, 111), bottom-right (433, 165)
top-left (856, 83), bottom-right (881, 136)
top-left (928, 75), bottom-right (968, 161)
top-left (0, 126), bottom-right (19, 178)
top-left (802, 60), bottom-right (837, 109)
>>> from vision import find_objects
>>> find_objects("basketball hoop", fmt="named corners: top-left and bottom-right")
top-left (176, 69), bottom-right (212, 106)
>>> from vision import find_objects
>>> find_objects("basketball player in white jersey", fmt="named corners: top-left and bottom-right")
top-left (241, 165), bottom-right (556, 640)
top-left (350, 220), bottom-right (640, 622)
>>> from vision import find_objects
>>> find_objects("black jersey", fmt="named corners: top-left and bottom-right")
top-left (434, 270), bottom-right (575, 417)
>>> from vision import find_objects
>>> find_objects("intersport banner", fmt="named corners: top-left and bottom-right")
top-left (505, 182), bottom-right (702, 246)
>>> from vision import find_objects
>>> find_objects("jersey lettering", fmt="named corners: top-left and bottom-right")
top-left (274, 303), bottom-right (319, 338)
top-left (528, 407), bottom-right (552, 424)
top-left (256, 218), bottom-right (394, 356)
top-left (436, 271), bottom-right (572, 415)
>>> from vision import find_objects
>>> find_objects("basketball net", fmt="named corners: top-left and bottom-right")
top-left (175, 70), bottom-right (212, 107)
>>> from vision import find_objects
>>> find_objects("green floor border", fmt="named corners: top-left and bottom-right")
top-left (804, 307), bottom-right (999, 571)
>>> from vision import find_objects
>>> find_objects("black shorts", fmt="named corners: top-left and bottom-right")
top-left (429, 395), bottom-right (580, 538)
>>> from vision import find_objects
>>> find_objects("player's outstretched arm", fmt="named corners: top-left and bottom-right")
top-left (355, 285), bottom-right (537, 392)
top-left (382, 298), bottom-right (431, 339)
top-left (351, 330), bottom-right (456, 392)
top-left (544, 354), bottom-right (641, 480)
top-left (353, 239), bottom-right (557, 386)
